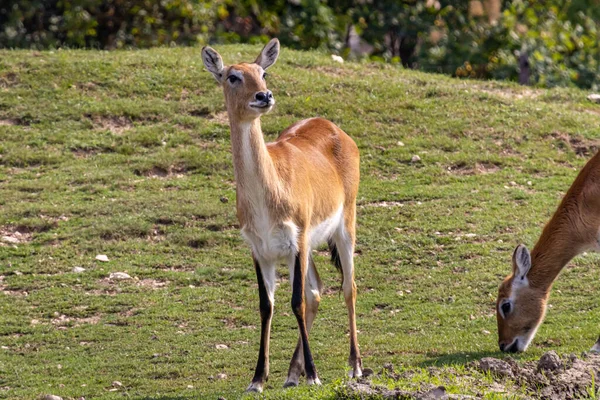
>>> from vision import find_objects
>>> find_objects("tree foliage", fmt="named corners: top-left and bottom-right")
top-left (1, 0), bottom-right (599, 88)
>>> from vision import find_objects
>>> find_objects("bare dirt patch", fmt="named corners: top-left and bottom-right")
top-left (90, 115), bottom-right (133, 135)
top-left (51, 313), bottom-right (101, 329)
top-left (136, 278), bottom-right (168, 289)
top-left (0, 72), bottom-right (19, 88)
top-left (550, 132), bottom-right (600, 157)
top-left (140, 165), bottom-right (187, 179)
top-left (447, 162), bottom-right (501, 175)
top-left (0, 226), bottom-right (33, 245)
top-left (344, 352), bottom-right (600, 399)
top-left (0, 119), bottom-right (19, 126)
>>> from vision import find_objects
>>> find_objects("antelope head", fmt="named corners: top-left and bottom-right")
top-left (201, 38), bottom-right (280, 122)
top-left (496, 244), bottom-right (548, 352)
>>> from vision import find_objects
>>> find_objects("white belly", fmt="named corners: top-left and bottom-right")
top-left (309, 204), bottom-right (344, 248)
top-left (241, 204), bottom-right (344, 261)
top-left (242, 220), bottom-right (299, 261)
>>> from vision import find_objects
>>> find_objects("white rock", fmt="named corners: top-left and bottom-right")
top-left (215, 344), bottom-right (229, 350)
top-left (187, 385), bottom-right (194, 389)
top-left (411, 155), bottom-right (421, 163)
top-left (588, 94), bottom-right (600, 103)
top-left (41, 396), bottom-right (63, 400)
top-left (72, 267), bottom-right (86, 273)
top-left (482, 329), bottom-right (491, 335)
top-left (331, 55), bottom-right (344, 63)
top-left (109, 272), bottom-right (131, 280)
top-left (95, 255), bottom-right (109, 262)
top-left (397, 141), bottom-right (405, 146)
top-left (112, 381), bottom-right (123, 387)
top-left (1, 236), bottom-right (18, 244)
top-left (217, 373), bottom-right (227, 380)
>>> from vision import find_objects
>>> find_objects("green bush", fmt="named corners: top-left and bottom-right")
top-left (418, 0), bottom-right (600, 89)
top-left (0, 0), bottom-right (222, 49)
top-left (1, 0), bottom-right (599, 89)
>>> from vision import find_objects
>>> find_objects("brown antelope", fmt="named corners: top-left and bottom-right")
top-left (201, 39), bottom-right (362, 392)
top-left (496, 150), bottom-right (600, 353)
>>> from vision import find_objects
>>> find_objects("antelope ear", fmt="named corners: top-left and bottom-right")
top-left (202, 46), bottom-right (225, 82)
top-left (512, 244), bottom-right (531, 280)
top-left (255, 38), bottom-right (280, 70)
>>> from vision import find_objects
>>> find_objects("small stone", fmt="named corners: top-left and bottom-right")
top-left (587, 94), bottom-right (600, 103)
top-left (72, 267), bottom-right (86, 273)
top-left (397, 141), bottom-right (405, 146)
top-left (13, 271), bottom-right (22, 276)
top-left (112, 381), bottom-right (123, 388)
top-left (215, 344), bottom-right (228, 350)
top-left (527, 181), bottom-right (532, 186)
top-left (482, 329), bottom-right (491, 335)
top-left (41, 396), bottom-right (63, 400)
top-left (216, 373), bottom-right (227, 380)
top-left (331, 54), bottom-right (344, 63)
top-left (411, 155), bottom-right (421, 163)
top-left (109, 272), bottom-right (131, 280)
top-left (186, 385), bottom-right (194, 389)
top-left (219, 196), bottom-right (229, 204)
top-left (95, 255), bottom-right (109, 262)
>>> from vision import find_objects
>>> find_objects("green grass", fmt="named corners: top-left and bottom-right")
top-left (1, 44), bottom-right (600, 399)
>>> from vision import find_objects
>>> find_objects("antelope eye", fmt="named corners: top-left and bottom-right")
top-left (501, 301), bottom-right (512, 316)
top-left (263, 72), bottom-right (268, 80)
top-left (227, 75), bottom-right (240, 84)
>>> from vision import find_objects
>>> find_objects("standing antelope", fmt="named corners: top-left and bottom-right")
top-left (201, 39), bottom-right (362, 392)
top-left (496, 150), bottom-right (600, 353)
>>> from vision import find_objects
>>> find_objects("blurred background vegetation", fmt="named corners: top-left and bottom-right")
top-left (1, 0), bottom-right (599, 89)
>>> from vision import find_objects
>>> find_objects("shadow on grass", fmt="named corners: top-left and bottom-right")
top-left (418, 350), bottom-right (508, 367)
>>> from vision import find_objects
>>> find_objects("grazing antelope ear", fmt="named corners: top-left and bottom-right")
top-left (512, 244), bottom-right (531, 280)
top-left (202, 46), bottom-right (225, 82)
top-left (255, 38), bottom-right (280, 70)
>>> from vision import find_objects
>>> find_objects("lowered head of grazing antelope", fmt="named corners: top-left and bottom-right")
top-left (496, 244), bottom-right (548, 353)
top-left (201, 39), bottom-right (278, 122)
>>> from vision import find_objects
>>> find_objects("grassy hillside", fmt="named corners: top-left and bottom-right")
top-left (1, 45), bottom-right (600, 399)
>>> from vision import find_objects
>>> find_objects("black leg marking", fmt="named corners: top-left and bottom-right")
top-left (251, 257), bottom-right (272, 385)
top-left (291, 253), bottom-right (317, 380)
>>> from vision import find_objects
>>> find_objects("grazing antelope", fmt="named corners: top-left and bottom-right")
top-left (201, 39), bottom-right (362, 392)
top-left (496, 150), bottom-right (600, 353)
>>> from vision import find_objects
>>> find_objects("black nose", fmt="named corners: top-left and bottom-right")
top-left (255, 91), bottom-right (273, 102)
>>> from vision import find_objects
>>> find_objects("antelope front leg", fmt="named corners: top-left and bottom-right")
top-left (284, 256), bottom-right (322, 387)
top-left (247, 256), bottom-right (276, 393)
top-left (290, 241), bottom-right (321, 385)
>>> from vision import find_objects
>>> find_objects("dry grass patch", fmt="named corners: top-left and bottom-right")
top-left (209, 111), bottom-right (229, 125)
